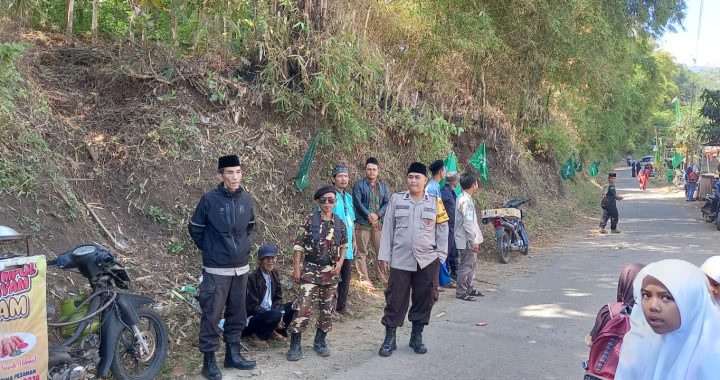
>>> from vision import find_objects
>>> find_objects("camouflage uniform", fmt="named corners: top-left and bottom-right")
top-left (288, 213), bottom-right (348, 333)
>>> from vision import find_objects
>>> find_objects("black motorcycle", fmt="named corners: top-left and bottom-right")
top-left (482, 198), bottom-right (531, 263)
top-left (47, 244), bottom-right (168, 380)
top-left (700, 194), bottom-right (720, 231)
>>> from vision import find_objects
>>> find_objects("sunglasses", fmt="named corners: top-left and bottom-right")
top-left (319, 197), bottom-right (336, 204)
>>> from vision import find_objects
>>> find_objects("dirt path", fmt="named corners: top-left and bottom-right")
top-left (191, 164), bottom-right (715, 379)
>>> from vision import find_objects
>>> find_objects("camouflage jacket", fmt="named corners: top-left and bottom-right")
top-left (293, 213), bottom-right (348, 285)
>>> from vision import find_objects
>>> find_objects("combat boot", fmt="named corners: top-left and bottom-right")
top-left (286, 333), bottom-right (302, 361)
top-left (378, 325), bottom-right (397, 357)
top-left (409, 322), bottom-right (427, 354)
top-left (224, 342), bottom-right (256, 370)
top-left (201, 352), bottom-right (222, 380)
top-left (313, 328), bottom-right (331, 357)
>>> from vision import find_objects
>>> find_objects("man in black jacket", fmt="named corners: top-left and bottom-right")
top-left (188, 154), bottom-right (257, 380)
top-left (243, 244), bottom-right (294, 346)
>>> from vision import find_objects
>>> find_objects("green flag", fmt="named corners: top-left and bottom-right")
top-left (561, 158), bottom-right (575, 180)
top-left (440, 151), bottom-right (461, 195)
top-left (587, 161), bottom-right (600, 177)
top-left (672, 150), bottom-right (684, 169)
top-left (294, 134), bottom-right (319, 191)
top-left (469, 143), bottom-right (488, 183)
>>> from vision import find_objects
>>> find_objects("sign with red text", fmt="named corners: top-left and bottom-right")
top-left (0, 255), bottom-right (47, 380)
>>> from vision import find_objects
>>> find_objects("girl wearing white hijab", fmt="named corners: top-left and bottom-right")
top-left (700, 256), bottom-right (720, 304)
top-left (615, 259), bottom-right (720, 380)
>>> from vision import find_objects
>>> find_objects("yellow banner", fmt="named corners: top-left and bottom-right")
top-left (0, 255), bottom-right (48, 380)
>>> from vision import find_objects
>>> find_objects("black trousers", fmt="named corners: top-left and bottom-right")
top-left (336, 259), bottom-right (353, 312)
top-left (197, 271), bottom-right (248, 352)
top-left (600, 206), bottom-right (619, 230)
top-left (242, 302), bottom-right (295, 340)
top-left (382, 259), bottom-right (439, 327)
top-left (447, 228), bottom-right (458, 275)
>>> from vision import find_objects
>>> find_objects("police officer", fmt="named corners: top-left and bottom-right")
top-left (286, 185), bottom-right (348, 361)
top-left (188, 154), bottom-right (257, 380)
top-left (599, 172), bottom-right (624, 234)
top-left (377, 162), bottom-right (449, 357)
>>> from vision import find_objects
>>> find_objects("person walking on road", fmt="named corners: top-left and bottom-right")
top-left (685, 167), bottom-right (699, 201)
top-left (286, 186), bottom-right (347, 361)
top-left (639, 164), bottom-right (651, 191)
top-left (188, 154), bottom-right (257, 380)
top-left (353, 157), bottom-right (391, 286)
top-left (377, 162), bottom-right (449, 357)
top-left (454, 173), bottom-right (484, 301)
top-left (599, 173), bottom-right (623, 234)
top-left (331, 164), bottom-right (355, 317)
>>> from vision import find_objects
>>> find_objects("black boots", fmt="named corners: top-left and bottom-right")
top-left (224, 343), bottom-right (256, 370)
top-left (286, 333), bottom-right (302, 361)
top-left (313, 328), bottom-right (331, 357)
top-left (201, 352), bottom-right (222, 380)
top-left (409, 322), bottom-right (427, 354)
top-left (378, 325), bottom-right (397, 357)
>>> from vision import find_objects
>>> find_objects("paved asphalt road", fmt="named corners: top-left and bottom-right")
top-left (330, 166), bottom-right (718, 380)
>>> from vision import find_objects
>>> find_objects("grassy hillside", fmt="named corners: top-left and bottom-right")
top-left (0, 24), bottom-right (609, 373)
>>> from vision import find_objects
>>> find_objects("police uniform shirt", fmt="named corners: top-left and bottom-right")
top-left (378, 191), bottom-right (449, 271)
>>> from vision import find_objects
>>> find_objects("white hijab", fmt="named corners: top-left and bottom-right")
top-left (615, 259), bottom-right (720, 380)
top-left (700, 256), bottom-right (720, 283)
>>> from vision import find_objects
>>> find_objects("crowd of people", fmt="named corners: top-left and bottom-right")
top-left (187, 154), bottom-right (483, 379)
top-left (584, 256), bottom-right (720, 379)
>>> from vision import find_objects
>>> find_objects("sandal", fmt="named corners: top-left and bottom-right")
top-left (468, 289), bottom-right (484, 297)
top-left (457, 294), bottom-right (476, 301)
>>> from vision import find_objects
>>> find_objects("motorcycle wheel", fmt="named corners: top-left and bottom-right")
top-left (110, 307), bottom-right (169, 380)
top-left (496, 230), bottom-right (511, 264)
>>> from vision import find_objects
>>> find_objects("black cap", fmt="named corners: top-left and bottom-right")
top-left (218, 155), bottom-right (241, 170)
top-left (366, 157), bottom-right (379, 166)
top-left (314, 185), bottom-right (336, 200)
top-left (258, 244), bottom-right (277, 260)
top-left (609, 173), bottom-right (617, 178)
top-left (407, 162), bottom-right (428, 176)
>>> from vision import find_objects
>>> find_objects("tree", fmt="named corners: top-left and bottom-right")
top-left (66, 0), bottom-right (74, 42)
top-left (699, 89), bottom-right (720, 144)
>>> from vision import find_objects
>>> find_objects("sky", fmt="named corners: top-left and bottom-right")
top-left (659, 0), bottom-right (719, 68)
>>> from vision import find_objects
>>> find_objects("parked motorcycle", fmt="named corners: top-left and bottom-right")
top-left (47, 244), bottom-right (168, 380)
top-left (700, 194), bottom-right (720, 231)
top-left (481, 198), bottom-right (531, 263)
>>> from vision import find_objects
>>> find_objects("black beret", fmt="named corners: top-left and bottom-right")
top-left (429, 160), bottom-right (444, 174)
top-left (314, 185), bottom-right (336, 200)
top-left (218, 155), bottom-right (241, 170)
top-left (407, 162), bottom-right (428, 176)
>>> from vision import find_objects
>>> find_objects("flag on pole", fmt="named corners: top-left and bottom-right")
top-left (470, 143), bottom-right (488, 183)
top-left (672, 150), bottom-right (684, 169)
top-left (672, 97), bottom-right (680, 123)
top-left (294, 134), bottom-right (319, 191)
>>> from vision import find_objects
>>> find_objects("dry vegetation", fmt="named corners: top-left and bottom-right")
top-left (1, 24), bottom-right (604, 376)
